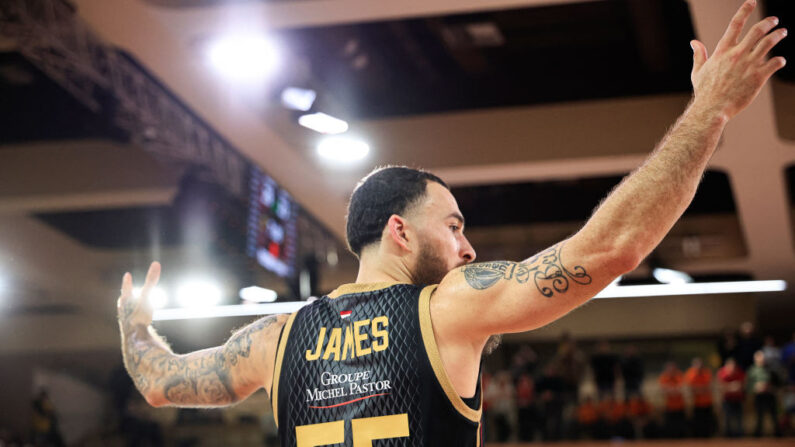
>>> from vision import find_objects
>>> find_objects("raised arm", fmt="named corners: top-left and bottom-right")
top-left (117, 262), bottom-right (287, 407)
top-left (433, 0), bottom-right (787, 341)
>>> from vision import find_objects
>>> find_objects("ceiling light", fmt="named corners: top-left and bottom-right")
top-left (317, 136), bottom-right (369, 164)
top-left (281, 87), bottom-right (316, 111)
top-left (133, 286), bottom-right (169, 310)
top-left (298, 112), bottom-right (349, 134)
top-left (652, 268), bottom-right (693, 284)
top-left (239, 286), bottom-right (277, 303)
top-left (207, 35), bottom-right (279, 83)
top-left (176, 279), bottom-right (223, 308)
top-left (595, 280), bottom-right (786, 299)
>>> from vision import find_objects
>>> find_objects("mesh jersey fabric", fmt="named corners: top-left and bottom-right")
top-left (271, 283), bottom-right (482, 446)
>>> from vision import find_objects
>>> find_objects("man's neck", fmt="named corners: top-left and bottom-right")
top-left (354, 245), bottom-right (413, 284)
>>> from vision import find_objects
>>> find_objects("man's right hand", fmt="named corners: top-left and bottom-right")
top-left (690, 0), bottom-right (787, 119)
top-left (117, 261), bottom-right (160, 332)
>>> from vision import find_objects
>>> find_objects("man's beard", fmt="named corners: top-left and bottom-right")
top-left (411, 238), bottom-right (451, 285)
top-left (412, 238), bottom-right (502, 356)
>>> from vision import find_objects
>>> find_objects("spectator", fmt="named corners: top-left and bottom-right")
top-left (610, 397), bottom-right (634, 439)
top-left (783, 332), bottom-right (795, 384)
top-left (576, 396), bottom-right (598, 439)
top-left (763, 336), bottom-right (783, 371)
top-left (554, 332), bottom-right (586, 405)
top-left (783, 332), bottom-right (795, 436)
top-left (536, 363), bottom-right (565, 441)
top-left (717, 357), bottom-right (746, 437)
top-left (31, 389), bottom-right (64, 447)
top-left (684, 357), bottom-right (715, 437)
top-left (627, 394), bottom-right (653, 439)
top-left (621, 345), bottom-right (645, 398)
top-left (485, 371), bottom-right (516, 442)
top-left (594, 396), bottom-right (613, 440)
top-left (590, 340), bottom-right (619, 399)
top-left (510, 345), bottom-right (538, 380)
top-left (718, 327), bottom-right (739, 365)
top-left (659, 362), bottom-right (687, 438)
top-left (736, 321), bottom-right (763, 371)
top-left (748, 350), bottom-right (782, 437)
top-left (482, 372), bottom-right (492, 412)
top-left (515, 373), bottom-right (537, 441)
top-left (784, 387), bottom-right (795, 437)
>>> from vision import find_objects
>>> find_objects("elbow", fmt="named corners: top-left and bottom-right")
top-left (571, 229), bottom-right (643, 277)
top-left (143, 392), bottom-right (168, 408)
top-left (609, 247), bottom-right (643, 276)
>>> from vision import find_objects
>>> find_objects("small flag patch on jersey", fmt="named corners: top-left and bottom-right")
top-left (340, 310), bottom-right (352, 319)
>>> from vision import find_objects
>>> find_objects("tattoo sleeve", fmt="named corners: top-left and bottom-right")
top-left (462, 242), bottom-right (592, 296)
top-left (120, 315), bottom-right (279, 407)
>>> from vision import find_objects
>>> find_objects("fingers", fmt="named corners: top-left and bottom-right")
top-left (140, 262), bottom-right (161, 297)
top-left (760, 56), bottom-right (787, 80)
top-left (752, 28), bottom-right (788, 59)
top-left (740, 17), bottom-right (780, 53)
top-left (719, 0), bottom-right (757, 50)
top-left (121, 272), bottom-right (133, 296)
top-left (691, 40), bottom-right (708, 74)
top-left (118, 272), bottom-right (133, 312)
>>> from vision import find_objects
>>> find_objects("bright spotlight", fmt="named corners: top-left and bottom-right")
top-left (176, 280), bottom-right (223, 308)
top-left (239, 286), bottom-right (278, 303)
top-left (207, 35), bottom-right (279, 83)
top-left (298, 112), bottom-right (349, 134)
top-left (281, 87), bottom-right (316, 111)
top-left (652, 268), bottom-right (693, 285)
top-left (133, 286), bottom-right (169, 310)
top-left (317, 136), bottom-right (369, 164)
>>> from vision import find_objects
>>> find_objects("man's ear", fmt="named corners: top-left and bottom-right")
top-left (386, 214), bottom-right (411, 252)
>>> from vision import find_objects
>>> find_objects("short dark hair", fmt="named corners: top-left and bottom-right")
top-left (346, 166), bottom-right (448, 256)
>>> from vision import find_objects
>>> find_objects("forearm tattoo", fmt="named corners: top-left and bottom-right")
top-left (120, 315), bottom-right (278, 406)
top-left (462, 242), bottom-right (592, 296)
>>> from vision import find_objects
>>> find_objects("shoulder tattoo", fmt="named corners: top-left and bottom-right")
top-left (461, 242), bottom-right (592, 297)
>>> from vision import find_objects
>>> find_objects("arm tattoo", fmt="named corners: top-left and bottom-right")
top-left (462, 242), bottom-right (592, 296)
top-left (120, 315), bottom-right (279, 406)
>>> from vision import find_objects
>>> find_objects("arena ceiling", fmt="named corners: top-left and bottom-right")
top-left (0, 0), bottom-right (794, 357)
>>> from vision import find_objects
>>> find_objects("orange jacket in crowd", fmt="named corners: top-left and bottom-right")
top-left (597, 398), bottom-right (626, 424)
top-left (659, 369), bottom-right (686, 412)
top-left (627, 395), bottom-right (652, 418)
top-left (684, 366), bottom-right (713, 408)
top-left (577, 400), bottom-right (599, 426)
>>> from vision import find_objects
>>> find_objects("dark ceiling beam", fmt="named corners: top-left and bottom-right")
top-left (0, 141), bottom-right (180, 213)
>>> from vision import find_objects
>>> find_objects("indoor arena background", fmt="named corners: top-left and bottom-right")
top-left (0, 0), bottom-right (794, 446)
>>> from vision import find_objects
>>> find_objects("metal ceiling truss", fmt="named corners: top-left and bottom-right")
top-left (0, 0), bottom-right (247, 197)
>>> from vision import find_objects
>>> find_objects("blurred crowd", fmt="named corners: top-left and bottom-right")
top-left (482, 322), bottom-right (795, 442)
top-left (3, 322), bottom-right (794, 446)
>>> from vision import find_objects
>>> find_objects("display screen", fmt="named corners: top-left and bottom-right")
top-left (246, 167), bottom-right (298, 277)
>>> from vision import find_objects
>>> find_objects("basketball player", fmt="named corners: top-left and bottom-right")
top-left (118, 1), bottom-right (786, 445)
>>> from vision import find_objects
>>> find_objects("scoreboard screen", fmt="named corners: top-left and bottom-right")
top-left (247, 167), bottom-right (298, 277)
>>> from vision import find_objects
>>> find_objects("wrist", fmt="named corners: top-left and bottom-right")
top-left (122, 322), bottom-right (150, 338)
top-left (688, 98), bottom-right (731, 127)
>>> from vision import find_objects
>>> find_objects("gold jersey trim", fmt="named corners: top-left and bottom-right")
top-left (327, 282), bottom-right (409, 299)
top-left (418, 284), bottom-right (483, 424)
top-left (271, 311), bottom-right (297, 428)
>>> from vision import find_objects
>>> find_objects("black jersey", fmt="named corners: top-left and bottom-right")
top-left (270, 282), bottom-right (483, 446)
